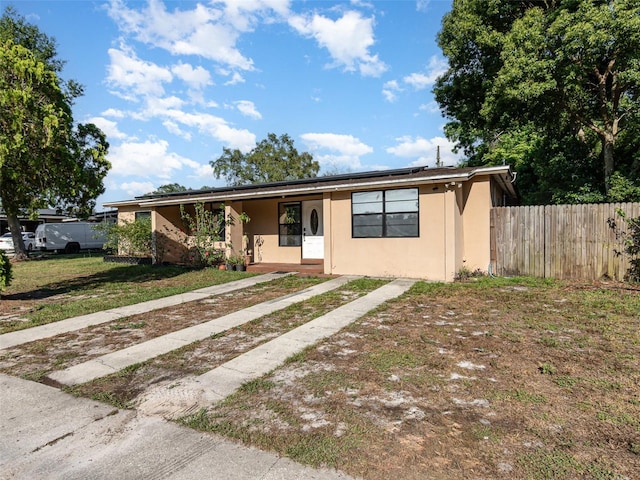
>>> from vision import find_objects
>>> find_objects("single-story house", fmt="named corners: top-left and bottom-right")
top-left (104, 165), bottom-right (517, 282)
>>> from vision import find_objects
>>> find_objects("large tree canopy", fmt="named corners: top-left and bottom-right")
top-left (211, 133), bottom-right (319, 186)
top-left (435, 0), bottom-right (640, 204)
top-left (0, 8), bottom-right (110, 259)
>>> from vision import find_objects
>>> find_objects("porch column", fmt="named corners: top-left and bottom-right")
top-left (226, 201), bottom-right (244, 258)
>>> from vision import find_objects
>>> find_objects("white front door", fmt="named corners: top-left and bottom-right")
top-left (302, 200), bottom-right (324, 260)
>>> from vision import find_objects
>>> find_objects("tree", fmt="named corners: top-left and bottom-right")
top-left (149, 183), bottom-right (189, 195)
top-left (435, 0), bottom-right (640, 203)
top-left (211, 133), bottom-right (319, 186)
top-left (0, 8), bottom-right (110, 259)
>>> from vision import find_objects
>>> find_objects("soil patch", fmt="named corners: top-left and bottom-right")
top-left (183, 279), bottom-right (640, 479)
top-left (0, 276), bottom-right (325, 380)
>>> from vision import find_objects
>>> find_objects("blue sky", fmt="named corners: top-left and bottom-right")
top-left (10, 0), bottom-right (459, 208)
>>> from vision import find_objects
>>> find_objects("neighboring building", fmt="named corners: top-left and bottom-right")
top-left (0, 209), bottom-right (117, 234)
top-left (104, 165), bottom-right (517, 282)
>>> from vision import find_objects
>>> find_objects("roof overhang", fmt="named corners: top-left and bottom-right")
top-left (103, 166), bottom-right (516, 209)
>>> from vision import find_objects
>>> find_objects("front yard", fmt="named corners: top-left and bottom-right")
top-left (1, 257), bottom-right (638, 479)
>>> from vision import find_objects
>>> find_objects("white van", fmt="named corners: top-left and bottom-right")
top-left (34, 222), bottom-right (106, 254)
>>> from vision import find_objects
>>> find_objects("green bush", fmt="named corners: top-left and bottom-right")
top-left (180, 202), bottom-right (226, 268)
top-left (608, 209), bottom-right (640, 283)
top-left (96, 217), bottom-right (152, 257)
top-left (0, 250), bottom-right (13, 292)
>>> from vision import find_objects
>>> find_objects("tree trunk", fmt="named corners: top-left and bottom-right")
top-left (6, 214), bottom-right (28, 261)
top-left (603, 133), bottom-right (615, 194)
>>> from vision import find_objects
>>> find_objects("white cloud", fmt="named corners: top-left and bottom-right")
top-left (171, 62), bottom-right (213, 90)
top-left (235, 100), bottom-right (262, 120)
top-left (301, 133), bottom-right (373, 168)
top-left (383, 55), bottom-right (448, 102)
top-left (403, 56), bottom-right (447, 90)
top-left (382, 79), bottom-right (402, 102)
top-left (162, 120), bottom-right (192, 140)
top-left (157, 110), bottom-right (256, 151)
top-left (224, 71), bottom-right (246, 85)
top-left (106, 0), bottom-right (258, 71)
top-left (386, 135), bottom-right (460, 168)
top-left (108, 139), bottom-right (200, 179)
top-left (86, 116), bottom-right (128, 140)
top-left (290, 10), bottom-right (387, 77)
top-left (420, 101), bottom-right (441, 114)
top-left (119, 180), bottom-right (156, 197)
top-left (102, 108), bottom-right (126, 118)
top-left (416, 0), bottom-right (431, 12)
top-left (107, 45), bottom-right (172, 99)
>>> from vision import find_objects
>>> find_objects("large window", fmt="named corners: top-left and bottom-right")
top-left (352, 188), bottom-right (419, 238)
top-left (279, 202), bottom-right (302, 246)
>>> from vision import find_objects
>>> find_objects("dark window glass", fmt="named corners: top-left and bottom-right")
top-left (279, 202), bottom-right (302, 246)
top-left (351, 188), bottom-right (419, 238)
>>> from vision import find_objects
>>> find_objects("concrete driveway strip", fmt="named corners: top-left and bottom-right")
top-left (48, 276), bottom-right (358, 387)
top-left (0, 374), bottom-right (355, 480)
top-left (196, 278), bottom-right (416, 403)
top-left (0, 272), bottom-right (291, 351)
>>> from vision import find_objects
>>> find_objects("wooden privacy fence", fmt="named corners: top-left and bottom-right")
top-left (491, 203), bottom-right (640, 281)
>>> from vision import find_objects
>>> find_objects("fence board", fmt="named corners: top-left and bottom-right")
top-left (492, 203), bottom-right (639, 281)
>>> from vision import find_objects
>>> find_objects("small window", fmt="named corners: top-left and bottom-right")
top-left (352, 188), bottom-right (419, 238)
top-left (279, 202), bottom-right (301, 246)
top-left (135, 211), bottom-right (151, 220)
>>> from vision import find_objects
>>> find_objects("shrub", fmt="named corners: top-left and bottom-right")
top-left (0, 250), bottom-right (13, 292)
top-left (180, 202), bottom-right (226, 268)
top-left (454, 265), bottom-right (486, 281)
top-left (96, 217), bottom-right (153, 257)
top-left (608, 209), bottom-right (640, 283)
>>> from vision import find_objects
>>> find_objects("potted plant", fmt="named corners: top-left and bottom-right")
top-left (232, 255), bottom-right (246, 271)
top-left (225, 256), bottom-right (235, 271)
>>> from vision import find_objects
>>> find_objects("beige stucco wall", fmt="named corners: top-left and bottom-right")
top-left (117, 206), bottom-right (137, 225)
top-left (327, 186), bottom-right (451, 281)
top-left (325, 177), bottom-right (495, 281)
top-left (140, 175), bottom-right (499, 279)
top-left (460, 177), bottom-right (493, 273)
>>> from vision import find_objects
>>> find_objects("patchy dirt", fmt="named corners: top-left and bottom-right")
top-left (1, 276), bottom-right (639, 480)
top-left (183, 279), bottom-right (640, 480)
top-left (65, 279), bottom-right (387, 412)
top-left (0, 275), bottom-right (326, 379)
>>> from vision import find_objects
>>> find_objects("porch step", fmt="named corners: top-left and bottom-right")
top-left (246, 262), bottom-right (324, 275)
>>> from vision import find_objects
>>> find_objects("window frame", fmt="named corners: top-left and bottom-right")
top-left (278, 201), bottom-right (302, 246)
top-left (351, 188), bottom-right (420, 238)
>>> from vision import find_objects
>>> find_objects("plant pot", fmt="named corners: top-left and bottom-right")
top-left (218, 264), bottom-right (226, 271)
top-left (225, 263), bottom-right (234, 271)
top-left (236, 264), bottom-right (246, 271)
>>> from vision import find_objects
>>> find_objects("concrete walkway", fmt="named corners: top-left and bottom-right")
top-left (0, 272), bottom-right (291, 350)
top-left (48, 276), bottom-right (358, 386)
top-left (197, 278), bottom-right (414, 402)
top-left (135, 278), bottom-right (416, 419)
top-left (0, 373), bottom-right (353, 480)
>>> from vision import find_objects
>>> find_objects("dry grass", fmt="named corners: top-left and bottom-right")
top-left (182, 277), bottom-right (640, 480)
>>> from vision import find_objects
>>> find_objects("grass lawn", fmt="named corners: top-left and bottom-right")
top-left (1, 256), bottom-right (638, 479)
top-left (0, 254), bottom-right (253, 334)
